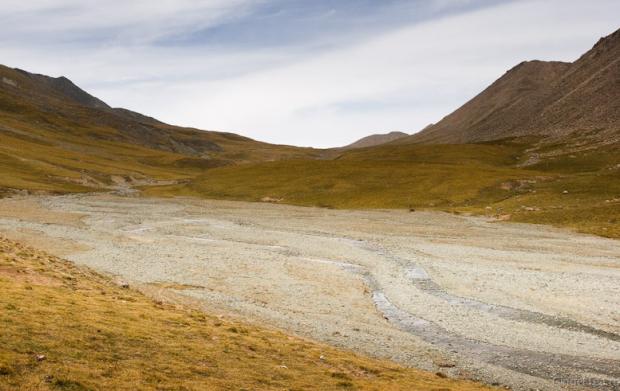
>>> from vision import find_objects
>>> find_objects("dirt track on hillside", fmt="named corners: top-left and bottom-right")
top-left (1, 194), bottom-right (619, 390)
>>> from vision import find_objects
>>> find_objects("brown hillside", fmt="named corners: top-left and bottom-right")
top-left (0, 65), bottom-right (319, 194)
top-left (408, 28), bottom-right (620, 145)
top-left (340, 131), bottom-right (409, 149)
top-left (0, 65), bottom-right (317, 161)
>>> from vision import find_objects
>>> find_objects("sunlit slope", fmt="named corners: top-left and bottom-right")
top-left (0, 65), bottom-right (318, 194)
top-left (145, 139), bottom-right (620, 238)
top-left (0, 236), bottom-right (494, 390)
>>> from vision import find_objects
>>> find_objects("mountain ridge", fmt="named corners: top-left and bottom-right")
top-left (339, 131), bottom-right (409, 150)
top-left (4, 67), bottom-right (110, 110)
top-left (406, 28), bottom-right (620, 146)
top-left (0, 64), bottom-right (318, 159)
top-left (1, 30), bottom-right (618, 239)
top-left (0, 63), bottom-right (319, 195)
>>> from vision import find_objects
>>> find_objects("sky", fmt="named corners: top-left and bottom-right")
top-left (1, 1), bottom-right (619, 147)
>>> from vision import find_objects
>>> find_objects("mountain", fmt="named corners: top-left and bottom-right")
top-left (407, 28), bottom-right (620, 146)
top-left (0, 65), bottom-right (318, 159)
top-left (5, 69), bottom-right (111, 110)
top-left (1, 30), bottom-right (618, 239)
top-left (150, 30), bottom-right (619, 239)
top-left (0, 65), bottom-right (318, 194)
top-left (340, 131), bottom-right (409, 149)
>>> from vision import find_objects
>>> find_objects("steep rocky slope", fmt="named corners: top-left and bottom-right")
top-left (408, 28), bottom-right (620, 146)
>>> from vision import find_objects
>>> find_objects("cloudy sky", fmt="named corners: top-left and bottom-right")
top-left (1, 1), bottom-right (618, 147)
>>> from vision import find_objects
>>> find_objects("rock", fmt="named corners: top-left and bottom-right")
top-left (500, 182), bottom-right (514, 190)
top-left (260, 197), bottom-right (283, 203)
top-left (2, 77), bottom-right (17, 87)
top-left (35, 354), bottom-right (46, 362)
top-left (433, 358), bottom-right (456, 368)
top-left (562, 190), bottom-right (569, 194)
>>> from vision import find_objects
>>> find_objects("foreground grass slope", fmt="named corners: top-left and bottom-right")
top-left (0, 236), bottom-right (492, 391)
top-left (145, 139), bottom-right (620, 238)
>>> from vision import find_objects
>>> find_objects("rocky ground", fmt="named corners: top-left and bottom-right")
top-left (0, 194), bottom-right (618, 390)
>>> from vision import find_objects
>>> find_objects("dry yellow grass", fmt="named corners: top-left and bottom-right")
top-left (0, 63), bottom-right (320, 196)
top-left (144, 140), bottom-right (620, 239)
top-left (2, 62), bottom-right (618, 239)
top-left (0, 236), bottom-right (493, 391)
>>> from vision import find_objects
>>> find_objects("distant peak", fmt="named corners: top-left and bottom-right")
top-left (505, 60), bottom-right (570, 74)
top-left (588, 27), bottom-right (620, 55)
top-left (0, 66), bottom-right (110, 110)
top-left (340, 131), bottom-right (409, 150)
top-left (54, 76), bottom-right (75, 85)
top-left (407, 26), bottom-right (620, 145)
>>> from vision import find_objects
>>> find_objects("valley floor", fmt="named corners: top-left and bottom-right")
top-left (0, 237), bottom-right (491, 391)
top-left (1, 194), bottom-right (619, 390)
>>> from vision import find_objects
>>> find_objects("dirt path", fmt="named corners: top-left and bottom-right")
top-left (0, 194), bottom-right (619, 390)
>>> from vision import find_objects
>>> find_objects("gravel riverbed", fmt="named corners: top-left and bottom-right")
top-left (0, 194), bottom-right (619, 390)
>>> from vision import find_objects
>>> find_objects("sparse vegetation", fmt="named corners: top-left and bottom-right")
top-left (2, 102), bottom-right (618, 238)
top-left (144, 139), bottom-right (620, 239)
top-left (1, 22), bottom-right (618, 391)
top-left (0, 64), bottom-right (320, 196)
top-left (1, 58), bottom-right (618, 240)
top-left (0, 236), bottom-right (493, 390)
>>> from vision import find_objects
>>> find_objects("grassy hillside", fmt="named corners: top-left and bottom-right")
top-left (2, 93), bottom-right (618, 239)
top-left (0, 236), bottom-right (492, 390)
top-left (144, 139), bottom-right (620, 238)
top-left (2, 63), bottom-right (618, 239)
top-left (0, 65), bottom-right (319, 195)
top-left (0, 118), bottom-right (190, 194)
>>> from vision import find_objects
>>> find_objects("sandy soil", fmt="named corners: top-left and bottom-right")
top-left (0, 194), bottom-right (618, 390)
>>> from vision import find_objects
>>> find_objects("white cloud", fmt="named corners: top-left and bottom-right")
top-left (0, 0), bottom-right (618, 147)
top-left (1, 0), bottom-right (258, 43)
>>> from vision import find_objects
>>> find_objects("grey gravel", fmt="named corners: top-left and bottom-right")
top-left (0, 194), bottom-right (619, 391)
